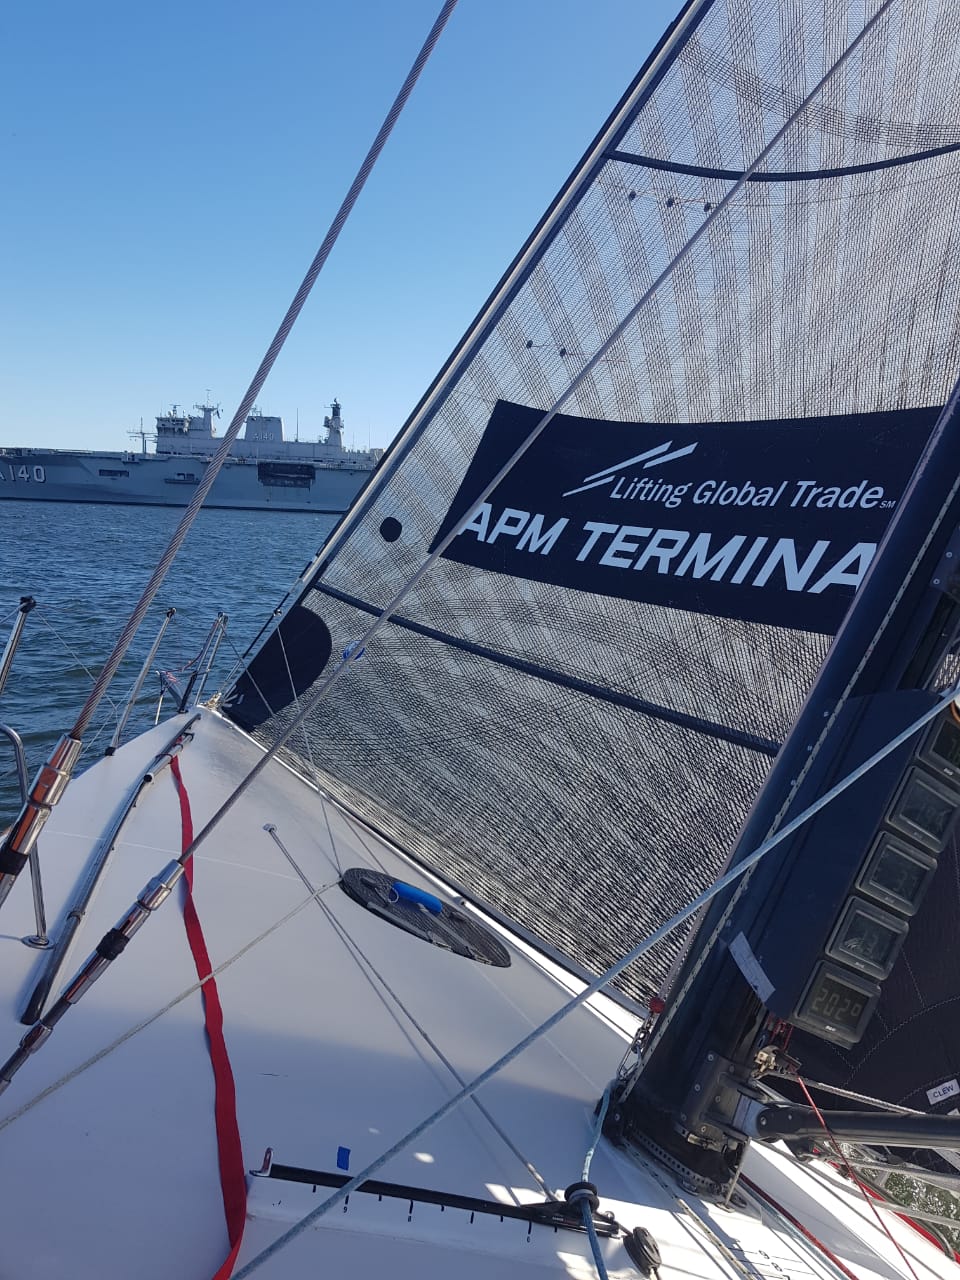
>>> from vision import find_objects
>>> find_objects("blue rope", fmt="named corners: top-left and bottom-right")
top-left (583, 1082), bottom-right (612, 1181)
top-left (581, 1208), bottom-right (610, 1280)
top-left (577, 1080), bottom-right (614, 1279)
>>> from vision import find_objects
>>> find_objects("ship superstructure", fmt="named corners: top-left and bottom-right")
top-left (0, 401), bottom-right (382, 512)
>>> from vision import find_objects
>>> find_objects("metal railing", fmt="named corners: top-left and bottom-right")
top-left (0, 724), bottom-right (48, 949)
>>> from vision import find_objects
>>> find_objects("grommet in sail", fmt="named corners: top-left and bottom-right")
top-left (339, 867), bottom-right (510, 967)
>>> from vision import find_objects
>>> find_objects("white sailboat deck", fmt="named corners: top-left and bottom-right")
top-left (0, 711), bottom-right (950, 1278)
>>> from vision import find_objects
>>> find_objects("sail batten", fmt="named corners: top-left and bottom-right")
top-left (608, 143), bottom-right (960, 180)
top-left (308, 580), bottom-right (782, 757)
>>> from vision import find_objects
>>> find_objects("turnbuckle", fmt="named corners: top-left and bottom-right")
top-left (0, 734), bottom-right (83, 908)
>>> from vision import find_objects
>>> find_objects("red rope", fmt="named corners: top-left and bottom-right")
top-left (856, 1179), bottom-right (960, 1266)
top-left (170, 757), bottom-right (247, 1279)
top-left (740, 1174), bottom-right (863, 1280)
top-left (797, 1076), bottom-right (922, 1280)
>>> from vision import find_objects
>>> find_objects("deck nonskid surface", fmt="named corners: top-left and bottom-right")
top-left (0, 712), bottom-right (951, 1278)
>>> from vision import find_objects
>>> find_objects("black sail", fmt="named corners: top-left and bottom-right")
top-left (225, 0), bottom-right (960, 1123)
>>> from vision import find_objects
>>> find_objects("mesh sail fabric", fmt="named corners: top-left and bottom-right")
top-left (225, 0), bottom-right (960, 1001)
top-left (232, 586), bottom-right (774, 993)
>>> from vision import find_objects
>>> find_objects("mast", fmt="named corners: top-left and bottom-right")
top-left (324, 401), bottom-right (344, 449)
top-left (615, 378), bottom-right (960, 1185)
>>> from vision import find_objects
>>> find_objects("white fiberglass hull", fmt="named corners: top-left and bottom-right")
top-left (0, 711), bottom-right (951, 1278)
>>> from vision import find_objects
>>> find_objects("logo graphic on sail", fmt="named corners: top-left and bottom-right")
top-left (562, 440), bottom-right (699, 497)
top-left (431, 399), bottom-right (937, 634)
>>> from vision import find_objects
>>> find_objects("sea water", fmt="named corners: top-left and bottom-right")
top-left (0, 500), bottom-right (336, 817)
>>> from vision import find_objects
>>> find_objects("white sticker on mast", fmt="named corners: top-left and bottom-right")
top-left (728, 931), bottom-right (775, 1003)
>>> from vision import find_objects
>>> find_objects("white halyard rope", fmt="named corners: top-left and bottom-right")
top-left (66, 0), bottom-right (459, 741)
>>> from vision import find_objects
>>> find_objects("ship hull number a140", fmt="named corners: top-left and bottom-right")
top-left (0, 464), bottom-right (46, 483)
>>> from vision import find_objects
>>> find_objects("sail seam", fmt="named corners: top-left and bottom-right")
top-left (606, 142), bottom-right (960, 183)
top-left (311, 582), bottom-right (780, 757)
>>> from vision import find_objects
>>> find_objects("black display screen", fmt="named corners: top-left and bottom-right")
top-left (871, 846), bottom-right (927, 903)
top-left (800, 972), bottom-right (871, 1035)
top-left (928, 718), bottom-right (960, 771)
top-left (831, 906), bottom-right (903, 976)
top-left (892, 772), bottom-right (959, 848)
top-left (859, 834), bottom-right (936, 914)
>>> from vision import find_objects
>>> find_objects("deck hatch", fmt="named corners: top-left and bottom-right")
top-left (339, 868), bottom-right (510, 966)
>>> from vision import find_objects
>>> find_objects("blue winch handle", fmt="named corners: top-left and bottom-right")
top-left (390, 881), bottom-right (443, 914)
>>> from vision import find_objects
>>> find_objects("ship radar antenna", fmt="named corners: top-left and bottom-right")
top-left (195, 397), bottom-right (220, 418)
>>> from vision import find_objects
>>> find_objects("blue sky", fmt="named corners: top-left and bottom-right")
top-left (2, 1), bottom-right (677, 451)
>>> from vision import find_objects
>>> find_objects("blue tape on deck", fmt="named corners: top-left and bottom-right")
top-left (337, 1146), bottom-right (350, 1171)
top-left (391, 881), bottom-right (443, 914)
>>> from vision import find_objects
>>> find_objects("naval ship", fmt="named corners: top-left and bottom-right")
top-left (0, 401), bottom-right (383, 513)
